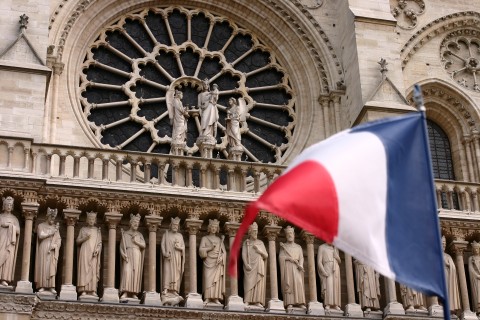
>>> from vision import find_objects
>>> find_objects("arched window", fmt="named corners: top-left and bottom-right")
top-left (427, 120), bottom-right (458, 209)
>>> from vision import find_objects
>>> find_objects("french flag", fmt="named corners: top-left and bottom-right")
top-left (228, 111), bottom-right (449, 318)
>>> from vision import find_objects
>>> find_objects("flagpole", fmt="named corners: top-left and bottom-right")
top-left (413, 84), bottom-right (450, 320)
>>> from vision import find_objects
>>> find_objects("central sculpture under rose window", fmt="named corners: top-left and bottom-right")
top-left (80, 6), bottom-right (296, 164)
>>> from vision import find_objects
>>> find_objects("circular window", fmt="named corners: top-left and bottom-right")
top-left (80, 7), bottom-right (296, 163)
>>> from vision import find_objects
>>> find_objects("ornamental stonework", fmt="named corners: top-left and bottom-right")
top-left (390, 0), bottom-right (425, 30)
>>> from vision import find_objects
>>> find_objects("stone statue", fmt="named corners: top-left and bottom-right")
top-left (0, 196), bottom-right (19, 287)
top-left (120, 214), bottom-right (145, 300)
top-left (242, 222), bottom-right (268, 307)
top-left (198, 79), bottom-right (219, 142)
top-left (35, 208), bottom-right (61, 294)
top-left (226, 97), bottom-right (246, 152)
top-left (317, 243), bottom-right (341, 310)
top-left (199, 219), bottom-right (226, 305)
top-left (442, 236), bottom-right (461, 312)
top-left (279, 226), bottom-right (306, 309)
top-left (166, 89), bottom-right (189, 145)
top-left (161, 217), bottom-right (185, 305)
top-left (469, 241), bottom-right (480, 312)
top-left (354, 259), bottom-right (381, 311)
top-left (76, 211), bottom-right (102, 297)
top-left (400, 285), bottom-right (426, 311)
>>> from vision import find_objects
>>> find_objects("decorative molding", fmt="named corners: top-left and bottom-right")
top-left (391, 0), bottom-right (425, 30)
top-left (0, 293), bottom-right (36, 314)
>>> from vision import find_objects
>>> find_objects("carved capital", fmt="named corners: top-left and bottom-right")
top-left (104, 212), bottom-right (122, 229)
top-left (63, 208), bottom-right (80, 226)
top-left (262, 225), bottom-right (282, 242)
top-left (450, 227), bottom-right (468, 241)
top-left (224, 222), bottom-right (241, 238)
top-left (185, 219), bottom-right (203, 235)
top-left (301, 230), bottom-right (315, 245)
top-left (145, 215), bottom-right (162, 233)
top-left (450, 240), bottom-right (469, 256)
top-left (21, 202), bottom-right (39, 220)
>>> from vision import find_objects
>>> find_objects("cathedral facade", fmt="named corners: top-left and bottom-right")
top-left (0, 0), bottom-right (479, 319)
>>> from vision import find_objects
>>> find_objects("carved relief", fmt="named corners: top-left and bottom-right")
top-left (300, 0), bottom-right (324, 10)
top-left (440, 30), bottom-right (480, 92)
top-left (391, 0), bottom-right (425, 30)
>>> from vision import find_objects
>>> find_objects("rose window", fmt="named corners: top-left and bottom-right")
top-left (79, 7), bottom-right (295, 164)
top-left (440, 30), bottom-right (480, 92)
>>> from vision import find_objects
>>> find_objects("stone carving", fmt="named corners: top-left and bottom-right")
top-left (0, 196), bottom-right (19, 287)
top-left (166, 89), bottom-right (189, 146)
top-left (354, 259), bottom-right (381, 311)
top-left (390, 0), bottom-right (425, 29)
top-left (469, 241), bottom-right (480, 312)
top-left (317, 243), bottom-right (341, 310)
top-left (199, 219), bottom-right (226, 305)
top-left (440, 30), bottom-right (480, 92)
top-left (242, 222), bottom-right (268, 307)
top-left (400, 285), bottom-right (426, 311)
top-left (161, 217), bottom-right (185, 306)
top-left (198, 80), bottom-right (219, 143)
top-left (301, 0), bottom-right (324, 10)
top-left (119, 214), bottom-right (145, 300)
top-left (19, 14), bottom-right (29, 32)
top-left (442, 236), bottom-right (461, 311)
top-left (76, 211), bottom-right (102, 298)
top-left (35, 208), bottom-right (61, 294)
top-left (279, 226), bottom-right (306, 309)
top-left (226, 97), bottom-right (246, 157)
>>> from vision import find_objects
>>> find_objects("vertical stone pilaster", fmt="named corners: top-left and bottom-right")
top-left (224, 222), bottom-right (244, 311)
top-left (301, 231), bottom-right (324, 315)
top-left (101, 212), bottom-right (122, 303)
top-left (383, 279), bottom-right (405, 316)
top-left (343, 253), bottom-right (363, 317)
top-left (143, 215), bottom-right (162, 305)
top-left (263, 225), bottom-right (285, 313)
top-left (59, 208), bottom-right (80, 301)
top-left (184, 219), bottom-right (204, 309)
top-left (451, 241), bottom-right (477, 320)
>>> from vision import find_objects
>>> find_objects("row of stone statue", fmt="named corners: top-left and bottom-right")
top-left (0, 197), bottom-right (477, 312)
top-left (168, 79), bottom-right (246, 158)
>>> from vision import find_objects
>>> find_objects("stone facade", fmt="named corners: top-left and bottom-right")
top-left (1, 0), bottom-right (480, 319)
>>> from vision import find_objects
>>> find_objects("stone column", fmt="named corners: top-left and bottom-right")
top-left (224, 222), bottom-right (245, 311)
top-left (343, 253), bottom-right (363, 317)
top-left (301, 231), bottom-right (324, 315)
top-left (143, 215), bottom-right (162, 305)
top-left (383, 278), bottom-right (405, 315)
top-left (15, 202), bottom-right (39, 293)
top-left (319, 96), bottom-right (330, 138)
top-left (451, 241), bottom-right (477, 320)
top-left (263, 225), bottom-right (285, 313)
top-left (101, 212), bottom-right (122, 303)
top-left (185, 219), bottom-right (204, 308)
top-left (59, 208), bottom-right (81, 301)
top-left (428, 296), bottom-right (444, 317)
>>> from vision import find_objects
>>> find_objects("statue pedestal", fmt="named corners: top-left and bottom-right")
top-left (79, 294), bottom-right (99, 302)
top-left (120, 297), bottom-right (140, 304)
top-left (266, 299), bottom-right (285, 313)
top-left (364, 309), bottom-right (383, 318)
top-left (197, 137), bottom-right (215, 158)
top-left (228, 147), bottom-right (243, 161)
top-left (461, 310), bottom-right (478, 320)
top-left (307, 301), bottom-right (325, 315)
top-left (204, 301), bottom-right (224, 310)
top-left (59, 284), bottom-right (77, 301)
top-left (287, 305), bottom-right (307, 315)
top-left (428, 303), bottom-right (444, 317)
top-left (143, 291), bottom-right (161, 306)
top-left (325, 307), bottom-right (343, 316)
top-left (225, 295), bottom-right (245, 311)
top-left (171, 143), bottom-right (186, 156)
top-left (15, 280), bottom-right (32, 294)
top-left (101, 287), bottom-right (119, 303)
top-left (384, 302), bottom-right (405, 316)
top-left (161, 292), bottom-right (184, 306)
top-left (0, 284), bottom-right (14, 292)
top-left (185, 292), bottom-right (204, 309)
top-left (245, 304), bottom-right (265, 312)
top-left (37, 290), bottom-right (57, 300)
top-left (344, 303), bottom-right (364, 317)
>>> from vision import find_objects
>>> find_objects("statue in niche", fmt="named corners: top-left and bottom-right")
top-left (120, 214), bottom-right (145, 300)
top-left (469, 241), bottom-right (480, 312)
top-left (442, 236), bottom-right (461, 312)
top-left (226, 97), bottom-right (246, 152)
top-left (199, 219), bottom-right (226, 305)
top-left (166, 89), bottom-right (189, 145)
top-left (161, 217), bottom-right (185, 306)
top-left (400, 284), bottom-right (426, 311)
top-left (279, 226), bottom-right (306, 309)
top-left (0, 196), bottom-right (19, 287)
top-left (317, 243), bottom-right (341, 310)
top-left (76, 211), bottom-right (102, 298)
top-left (35, 208), bottom-right (61, 294)
top-left (198, 79), bottom-right (219, 142)
top-left (242, 222), bottom-right (268, 307)
top-left (354, 259), bottom-right (381, 311)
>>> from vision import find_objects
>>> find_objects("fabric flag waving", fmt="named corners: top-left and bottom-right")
top-left (228, 111), bottom-right (450, 319)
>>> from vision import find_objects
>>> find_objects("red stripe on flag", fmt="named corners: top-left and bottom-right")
top-left (228, 160), bottom-right (339, 276)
